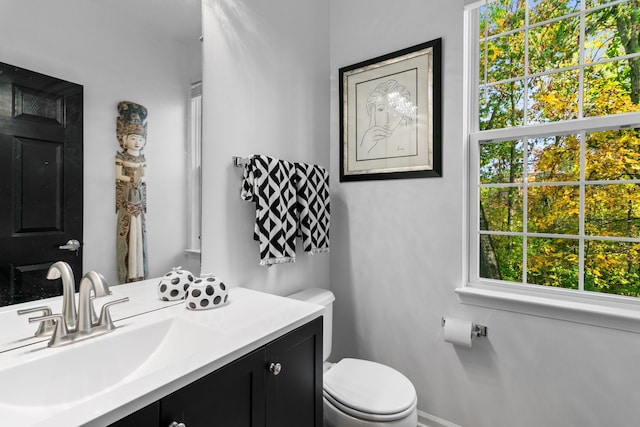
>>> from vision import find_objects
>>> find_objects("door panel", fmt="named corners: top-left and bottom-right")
top-left (15, 136), bottom-right (64, 232)
top-left (0, 62), bottom-right (83, 306)
top-left (13, 84), bottom-right (65, 125)
top-left (160, 347), bottom-right (266, 427)
top-left (265, 316), bottom-right (323, 427)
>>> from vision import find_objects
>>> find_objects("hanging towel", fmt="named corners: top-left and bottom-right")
top-left (294, 162), bottom-right (330, 254)
top-left (241, 155), bottom-right (298, 266)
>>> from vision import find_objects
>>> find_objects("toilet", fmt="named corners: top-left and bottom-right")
top-left (288, 288), bottom-right (418, 427)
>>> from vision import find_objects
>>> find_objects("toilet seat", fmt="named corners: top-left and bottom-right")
top-left (323, 358), bottom-right (417, 422)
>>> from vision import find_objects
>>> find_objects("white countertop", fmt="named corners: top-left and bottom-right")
top-left (0, 280), bottom-right (324, 426)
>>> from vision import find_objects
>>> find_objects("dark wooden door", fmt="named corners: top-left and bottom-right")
top-left (0, 62), bottom-right (83, 306)
top-left (265, 316), bottom-right (323, 427)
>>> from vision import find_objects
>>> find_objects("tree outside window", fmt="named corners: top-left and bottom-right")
top-left (473, 0), bottom-right (640, 297)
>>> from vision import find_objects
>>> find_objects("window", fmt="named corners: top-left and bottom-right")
top-left (466, 1), bottom-right (640, 307)
top-left (186, 81), bottom-right (202, 253)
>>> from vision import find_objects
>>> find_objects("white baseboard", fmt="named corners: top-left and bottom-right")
top-left (417, 409), bottom-right (462, 427)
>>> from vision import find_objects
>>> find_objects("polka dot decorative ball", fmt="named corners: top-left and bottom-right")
top-left (157, 267), bottom-right (194, 301)
top-left (185, 276), bottom-right (229, 310)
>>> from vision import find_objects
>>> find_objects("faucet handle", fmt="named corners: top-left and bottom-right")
top-left (17, 306), bottom-right (55, 337)
top-left (97, 297), bottom-right (130, 330)
top-left (88, 294), bottom-right (115, 326)
top-left (29, 314), bottom-right (69, 347)
top-left (89, 295), bottom-right (99, 326)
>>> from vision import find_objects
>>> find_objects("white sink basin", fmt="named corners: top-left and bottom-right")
top-left (0, 316), bottom-right (215, 407)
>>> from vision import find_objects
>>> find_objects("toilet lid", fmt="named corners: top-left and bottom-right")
top-left (323, 358), bottom-right (416, 420)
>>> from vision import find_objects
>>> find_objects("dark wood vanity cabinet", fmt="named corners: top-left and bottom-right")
top-left (111, 401), bottom-right (160, 426)
top-left (160, 347), bottom-right (266, 426)
top-left (110, 317), bottom-right (322, 427)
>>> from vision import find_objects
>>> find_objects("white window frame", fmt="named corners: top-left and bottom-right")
top-left (186, 81), bottom-right (202, 254)
top-left (461, 1), bottom-right (640, 332)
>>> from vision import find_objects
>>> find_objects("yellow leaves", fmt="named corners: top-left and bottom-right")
top-left (527, 239), bottom-right (579, 288)
top-left (487, 45), bottom-right (503, 62)
top-left (585, 129), bottom-right (640, 180)
top-left (527, 185), bottom-right (580, 234)
top-left (584, 77), bottom-right (640, 116)
top-left (538, 92), bottom-right (563, 110)
top-left (619, 133), bottom-right (634, 145)
top-left (531, 74), bottom-right (580, 121)
top-left (565, 252), bottom-right (579, 264)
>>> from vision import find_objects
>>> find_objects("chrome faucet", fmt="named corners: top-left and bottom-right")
top-left (46, 261), bottom-right (77, 331)
top-left (18, 261), bottom-right (77, 337)
top-left (77, 271), bottom-right (111, 333)
top-left (25, 264), bottom-right (129, 347)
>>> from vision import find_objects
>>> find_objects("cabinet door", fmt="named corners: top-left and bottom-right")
top-left (265, 316), bottom-right (323, 427)
top-left (160, 347), bottom-right (266, 427)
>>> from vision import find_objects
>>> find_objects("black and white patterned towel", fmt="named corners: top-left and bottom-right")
top-left (241, 155), bottom-right (297, 266)
top-left (294, 162), bottom-right (330, 254)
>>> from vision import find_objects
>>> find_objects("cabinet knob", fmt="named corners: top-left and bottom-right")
top-left (269, 362), bottom-right (282, 376)
top-left (169, 422), bottom-right (186, 427)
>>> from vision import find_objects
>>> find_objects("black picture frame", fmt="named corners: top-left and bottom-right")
top-left (339, 38), bottom-right (442, 182)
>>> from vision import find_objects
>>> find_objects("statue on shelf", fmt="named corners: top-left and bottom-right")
top-left (115, 101), bottom-right (149, 283)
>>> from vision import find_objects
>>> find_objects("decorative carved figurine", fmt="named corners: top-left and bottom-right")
top-left (115, 101), bottom-right (149, 283)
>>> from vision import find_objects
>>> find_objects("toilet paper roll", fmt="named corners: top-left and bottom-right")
top-left (443, 317), bottom-right (473, 348)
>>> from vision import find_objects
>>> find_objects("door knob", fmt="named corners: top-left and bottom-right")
top-left (59, 239), bottom-right (80, 251)
top-left (269, 362), bottom-right (282, 376)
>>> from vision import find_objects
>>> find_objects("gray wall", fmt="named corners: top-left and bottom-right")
top-left (200, 0), bottom-right (331, 295)
top-left (329, 1), bottom-right (640, 426)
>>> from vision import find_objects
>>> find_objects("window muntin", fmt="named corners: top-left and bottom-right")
top-left (470, 0), bottom-right (640, 298)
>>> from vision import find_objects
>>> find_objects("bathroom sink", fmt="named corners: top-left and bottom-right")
top-left (0, 286), bottom-right (324, 427)
top-left (0, 315), bottom-right (216, 407)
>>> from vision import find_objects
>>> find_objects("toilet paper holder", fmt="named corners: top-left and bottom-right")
top-left (441, 317), bottom-right (487, 337)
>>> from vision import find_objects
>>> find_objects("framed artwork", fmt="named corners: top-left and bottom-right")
top-left (339, 38), bottom-right (442, 181)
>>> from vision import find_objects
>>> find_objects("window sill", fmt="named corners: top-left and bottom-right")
top-left (184, 248), bottom-right (201, 256)
top-left (456, 283), bottom-right (640, 333)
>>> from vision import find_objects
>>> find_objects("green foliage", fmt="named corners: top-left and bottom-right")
top-left (478, 0), bottom-right (640, 296)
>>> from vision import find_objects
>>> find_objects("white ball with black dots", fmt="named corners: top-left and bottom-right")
top-left (185, 276), bottom-right (229, 310)
top-left (157, 266), bottom-right (194, 301)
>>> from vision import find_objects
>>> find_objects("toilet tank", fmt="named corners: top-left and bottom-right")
top-left (288, 288), bottom-right (335, 362)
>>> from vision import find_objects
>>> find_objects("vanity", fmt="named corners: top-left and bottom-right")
top-left (0, 279), bottom-right (324, 426)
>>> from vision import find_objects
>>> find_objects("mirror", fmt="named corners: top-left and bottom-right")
top-left (0, 0), bottom-right (202, 307)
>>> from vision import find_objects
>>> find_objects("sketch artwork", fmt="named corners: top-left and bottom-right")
top-left (356, 76), bottom-right (418, 161)
top-left (115, 101), bottom-right (149, 283)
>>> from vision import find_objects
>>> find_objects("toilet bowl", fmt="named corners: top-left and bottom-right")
top-left (288, 289), bottom-right (418, 427)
